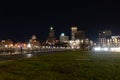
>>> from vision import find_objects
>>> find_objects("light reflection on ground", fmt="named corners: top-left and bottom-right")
top-left (26, 54), bottom-right (32, 58)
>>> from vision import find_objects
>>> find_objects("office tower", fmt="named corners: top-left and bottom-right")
top-left (71, 27), bottom-right (77, 40)
top-left (75, 31), bottom-right (86, 40)
top-left (98, 30), bottom-right (112, 47)
top-left (48, 27), bottom-right (55, 42)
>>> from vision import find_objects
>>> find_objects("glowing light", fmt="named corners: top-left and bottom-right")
top-left (50, 27), bottom-right (53, 30)
top-left (80, 40), bottom-right (83, 43)
top-left (48, 46), bottom-right (51, 48)
top-left (27, 43), bottom-right (31, 48)
top-left (69, 40), bottom-right (80, 49)
top-left (26, 54), bottom-right (32, 58)
top-left (94, 47), bottom-right (101, 51)
top-left (73, 42), bottom-right (76, 46)
top-left (60, 47), bottom-right (63, 48)
top-left (61, 33), bottom-right (65, 36)
top-left (53, 46), bottom-right (56, 48)
top-left (18, 45), bottom-right (20, 48)
top-left (110, 47), bottom-right (120, 52)
top-left (110, 47), bottom-right (115, 51)
top-left (42, 46), bottom-right (45, 48)
top-left (103, 47), bottom-right (108, 51)
top-left (5, 45), bottom-right (8, 48)
top-left (10, 44), bottom-right (13, 47)
top-left (94, 47), bottom-right (120, 52)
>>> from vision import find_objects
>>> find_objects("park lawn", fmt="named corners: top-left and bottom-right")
top-left (0, 51), bottom-right (120, 80)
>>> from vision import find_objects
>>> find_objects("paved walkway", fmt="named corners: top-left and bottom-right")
top-left (0, 50), bottom-right (67, 61)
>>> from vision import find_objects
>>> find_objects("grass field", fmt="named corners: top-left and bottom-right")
top-left (0, 51), bottom-right (120, 80)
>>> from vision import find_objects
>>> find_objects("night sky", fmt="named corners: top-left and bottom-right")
top-left (0, 1), bottom-right (120, 42)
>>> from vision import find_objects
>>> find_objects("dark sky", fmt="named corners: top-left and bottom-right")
top-left (0, 1), bottom-right (120, 42)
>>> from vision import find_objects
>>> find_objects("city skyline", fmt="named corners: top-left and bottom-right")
top-left (0, 1), bottom-right (120, 42)
top-left (0, 26), bottom-right (115, 42)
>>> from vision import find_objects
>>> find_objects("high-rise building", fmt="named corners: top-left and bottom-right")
top-left (98, 30), bottom-right (112, 47)
top-left (48, 27), bottom-right (55, 42)
top-left (75, 31), bottom-right (86, 40)
top-left (71, 27), bottom-right (77, 40)
top-left (59, 33), bottom-right (69, 43)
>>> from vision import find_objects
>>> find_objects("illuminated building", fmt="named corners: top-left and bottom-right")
top-left (29, 35), bottom-right (40, 48)
top-left (48, 27), bottom-right (55, 42)
top-left (70, 27), bottom-right (93, 50)
top-left (111, 36), bottom-right (120, 47)
top-left (29, 35), bottom-right (37, 43)
top-left (71, 27), bottom-right (77, 40)
top-left (0, 39), bottom-right (14, 48)
top-left (75, 31), bottom-right (85, 40)
top-left (69, 40), bottom-right (80, 49)
top-left (85, 38), bottom-right (89, 44)
top-left (59, 33), bottom-right (69, 43)
top-left (75, 31), bottom-right (86, 43)
top-left (14, 42), bottom-right (27, 49)
top-left (31, 35), bottom-right (37, 40)
top-left (98, 30), bottom-right (112, 47)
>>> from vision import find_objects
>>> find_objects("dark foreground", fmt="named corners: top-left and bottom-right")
top-left (0, 51), bottom-right (120, 80)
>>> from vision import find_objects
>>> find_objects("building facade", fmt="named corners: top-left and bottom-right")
top-left (59, 33), bottom-right (69, 43)
top-left (111, 36), bottom-right (120, 47)
top-left (71, 27), bottom-right (77, 40)
top-left (98, 30), bottom-right (112, 47)
top-left (75, 31), bottom-right (86, 40)
top-left (48, 27), bottom-right (55, 42)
